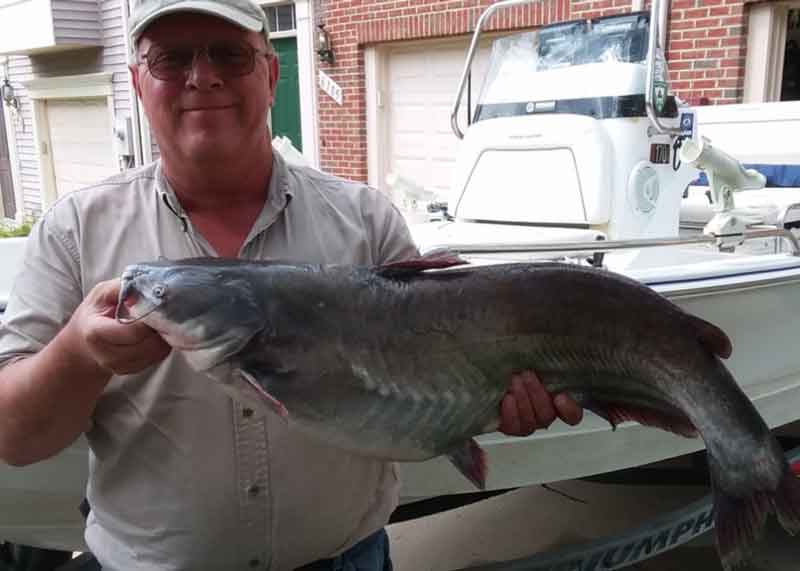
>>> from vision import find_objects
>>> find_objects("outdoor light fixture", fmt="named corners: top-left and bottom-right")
top-left (1, 78), bottom-right (19, 112)
top-left (316, 24), bottom-right (335, 64)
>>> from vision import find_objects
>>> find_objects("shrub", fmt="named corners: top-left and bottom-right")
top-left (0, 220), bottom-right (33, 238)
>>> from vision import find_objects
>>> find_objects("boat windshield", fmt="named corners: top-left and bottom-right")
top-left (473, 12), bottom-right (651, 121)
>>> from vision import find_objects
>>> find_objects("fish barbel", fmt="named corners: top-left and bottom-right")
top-left (115, 251), bottom-right (800, 569)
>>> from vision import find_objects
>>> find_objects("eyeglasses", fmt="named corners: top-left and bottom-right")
top-left (139, 41), bottom-right (270, 82)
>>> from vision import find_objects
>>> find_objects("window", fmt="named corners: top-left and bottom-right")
top-left (264, 4), bottom-right (296, 34)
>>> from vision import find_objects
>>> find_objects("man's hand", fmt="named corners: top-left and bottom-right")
top-left (498, 370), bottom-right (583, 436)
top-left (65, 279), bottom-right (171, 376)
top-left (0, 280), bottom-right (173, 466)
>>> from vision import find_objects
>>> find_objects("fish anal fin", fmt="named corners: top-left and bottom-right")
top-left (582, 399), bottom-right (698, 438)
top-left (689, 315), bottom-right (733, 359)
top-left (447, 438), bottom-right (487, 490)
top-left (376, 249), bottom-right (469, 278)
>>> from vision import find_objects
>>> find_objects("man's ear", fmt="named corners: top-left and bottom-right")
top-left (129, 62), bottom-right (143, 99)
top-left (267, 54), bottom-right (280, 106)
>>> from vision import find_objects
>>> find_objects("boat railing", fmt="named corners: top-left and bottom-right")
top-left (450, 0), bottom-right (530, 139)
top-left (421, 227), bottom-right (800, 258)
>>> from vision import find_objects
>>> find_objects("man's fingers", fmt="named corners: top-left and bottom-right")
top-left (521, 370), bottom-right (556, 428)
top-left (499, 393), bottom-right (521, 436)
top-left (95, 333), bottom-right (171, 374)
top-left (90, 319), bottom-right (159, 347)
top-left (90, 279), bottom-right (122, 310)
top-left (554, 393), bottom-right (583, 425)
top-left (509, 374), bottom-right (537, 434)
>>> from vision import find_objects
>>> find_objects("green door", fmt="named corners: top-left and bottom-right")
top-left (271, 37), bottom-right (302, 151)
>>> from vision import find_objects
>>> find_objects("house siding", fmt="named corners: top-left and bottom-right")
top-left (5, 0), bottom-right (132, 219)
top-left (52, 0), bottom-right (103, 46)
top-left (100, 0), bottom-right (134, 120)
top-left (317, 0), bottom-right (753, 183)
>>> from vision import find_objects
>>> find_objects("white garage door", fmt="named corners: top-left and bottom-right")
top-left (45, 98), bottom-right (118, 198)
top-left (384, 39), bottom-right (493, 200)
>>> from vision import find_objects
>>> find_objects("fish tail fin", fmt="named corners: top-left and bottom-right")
top-left (712, 466), bottom-right (800, 571)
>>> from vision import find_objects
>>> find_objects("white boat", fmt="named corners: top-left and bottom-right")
top-left (399, 0), bottom-right (800, 501)
top-left (1, 0), bottom-right (799, 558)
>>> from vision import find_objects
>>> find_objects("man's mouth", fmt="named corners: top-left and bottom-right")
top-left (183, 105), bottom-right (235, 112)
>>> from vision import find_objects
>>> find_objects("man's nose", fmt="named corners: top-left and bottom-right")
top-left (186, 51), bottom-right (224, 89)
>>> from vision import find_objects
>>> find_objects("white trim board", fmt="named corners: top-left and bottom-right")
top-left (24, 72), bottom-right (114, 100)
top-left (294, 0), bottom-right (319, 168)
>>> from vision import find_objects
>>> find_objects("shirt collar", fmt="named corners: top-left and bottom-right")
top-left (153, 150), bottom-right (295, 244)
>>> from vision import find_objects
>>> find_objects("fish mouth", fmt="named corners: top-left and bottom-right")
top-left (116, 275), bottom-right (161, 324)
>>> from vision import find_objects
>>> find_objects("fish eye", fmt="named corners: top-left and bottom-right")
top-left (152, 284), bottom-right (167, 298)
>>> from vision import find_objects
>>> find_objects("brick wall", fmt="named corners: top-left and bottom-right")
top-left (315, 0), bottom-right (751, 181)
top-left (667, 0), bottom-right (748, 105)
top-left (571, 0), bottom-right (634, 19)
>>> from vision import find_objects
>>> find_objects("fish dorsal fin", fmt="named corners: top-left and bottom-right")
top-left (689, 315), bottom-right (733, 359)
top-left (376, 248), bottom-right (469, 278)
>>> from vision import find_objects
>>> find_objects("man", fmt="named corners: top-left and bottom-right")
top-left (0, 0), bottom-right (581, 568)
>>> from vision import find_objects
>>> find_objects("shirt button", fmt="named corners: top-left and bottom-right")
top-left (242, 408), bottom-right (254, 418)
top-left (248, 558), bottom-right (261, 568)
top-left (247, 484), bottom-right (261, 497)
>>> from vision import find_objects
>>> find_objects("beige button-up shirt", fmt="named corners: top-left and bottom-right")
top-left (0, 151), bottom-right (419, 570)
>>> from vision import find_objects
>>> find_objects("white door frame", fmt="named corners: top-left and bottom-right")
top-left (744, 1), bottom-right (800, 102)
top-left (261, 0), bottom-right (319, 168)
top-left (24, 73), bottom-right (115, 208)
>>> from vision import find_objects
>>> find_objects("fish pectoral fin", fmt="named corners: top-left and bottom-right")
top-left (447, 439), bottom-right (488, 490)
top-left (376, 249), bottom-right (469, 278)
top-left (237, 369), bottom-right (290, 422)
top-left (689, 315), bottom-right (733, 359)
top-left (582, 399), bottom-right (698, 438)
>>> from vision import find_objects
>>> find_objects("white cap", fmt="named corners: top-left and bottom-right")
top-left (128, 0), bottom-right (270, 44)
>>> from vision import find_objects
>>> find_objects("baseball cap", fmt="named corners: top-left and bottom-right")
top-left (128, 0), bottom-right (271, 45)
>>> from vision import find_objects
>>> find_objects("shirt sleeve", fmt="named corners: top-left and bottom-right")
top-left (0, 205), bottom-right (83, 369)
top-left (362, 186), bottom-right (420, 265)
